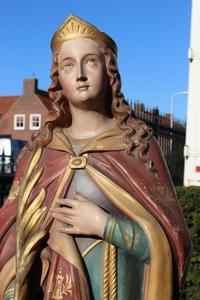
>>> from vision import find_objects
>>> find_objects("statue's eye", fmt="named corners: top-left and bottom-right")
top-left (64, 63), bottom-right (74, 70)
top-left (87, 58), bottom-right (97, 64)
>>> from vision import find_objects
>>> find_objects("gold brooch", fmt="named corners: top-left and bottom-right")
top-left (68, 156), bottom-right (87, 169)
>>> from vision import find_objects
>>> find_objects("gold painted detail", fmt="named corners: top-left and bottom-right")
top-left (82, 240), bottom-right (103, 257)
top-left (51, 15), bottom-right (117, 56)
top-left (69, 156), bottom-right (87, 169)
top-left (85, 164), bottom-right (172, 300)
top-left (144, 183), bottom-right (175, 210)
top-left (124, 227), bottom-right (135, 250)
top-left (103, 242), bottom-right (109, 300)
top-left (52, 268), bottom-right (72, 299)
top-left (0, 255), bottom-right (16, 300)
top-left (15, 147), bottom-right (47, 300)
top-left (109, 244), bottom-right (117, 300)
top-left (102, 242), bottom-right (117, 300)
top-left (6, 179), bottom-right (21, 201)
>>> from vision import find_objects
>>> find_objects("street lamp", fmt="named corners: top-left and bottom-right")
top-left (170, 91), bottom-right (188, 128)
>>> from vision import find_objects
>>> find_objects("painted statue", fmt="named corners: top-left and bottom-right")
top-left (0, 15), bottom-right (191, 300)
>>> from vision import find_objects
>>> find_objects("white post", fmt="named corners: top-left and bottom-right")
top-left (184, 0), bottom-right (200, 186)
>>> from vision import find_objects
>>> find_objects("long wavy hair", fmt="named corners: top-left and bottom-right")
top-left (32, 40), bottom-right (155, 172)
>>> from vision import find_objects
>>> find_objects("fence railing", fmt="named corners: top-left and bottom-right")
top-left (0, 150), bottom-right (16, 206)
top-left (0, 150), bottom-right (15, 174)
top-left (134, 103), bottom-right (185, 185)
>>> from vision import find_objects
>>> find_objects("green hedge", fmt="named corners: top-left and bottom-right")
top-left (176, 186), bottom-right (200, 300)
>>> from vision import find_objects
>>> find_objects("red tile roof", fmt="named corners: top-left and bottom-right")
top-left (0, 96), bottom-right (18, 117)
top-left (0, 91), bottom-right (52, 119)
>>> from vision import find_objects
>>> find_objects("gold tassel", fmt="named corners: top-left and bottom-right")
top-left (102, 242), bottom-right (110, 300)
top-left (109, 244), bottom-right (117, 300)
top-left (102, 242), bottom-right (117, 300)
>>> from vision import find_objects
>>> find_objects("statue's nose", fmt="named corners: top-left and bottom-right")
top-left (76, 63), bottom-right (87, 82)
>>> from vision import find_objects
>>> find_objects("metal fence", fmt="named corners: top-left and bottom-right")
top-left (134, 103), bottom-right (186, 185)
top-left (0, 150), bottom-right (16, 206)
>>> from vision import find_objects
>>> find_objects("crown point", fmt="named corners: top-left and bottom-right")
top-left (51, 14), bottom-right (117, 56)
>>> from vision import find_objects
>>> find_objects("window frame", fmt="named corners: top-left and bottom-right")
top-left (14, 114), bottom-right (25, 130)
top-left (29, 114), bottom-right (41, 130)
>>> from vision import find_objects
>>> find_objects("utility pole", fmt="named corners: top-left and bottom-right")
top-left (184, 0), bottom-right (200, 186)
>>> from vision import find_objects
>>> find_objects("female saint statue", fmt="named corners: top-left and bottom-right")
top-left (0, 15), bottom-right (191, 300)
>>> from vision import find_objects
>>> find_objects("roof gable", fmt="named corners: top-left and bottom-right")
top-left (0, 96), bottom-right (18, 117)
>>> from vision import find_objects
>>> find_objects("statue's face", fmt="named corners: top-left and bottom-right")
top-left (58, 38), bottom-right (108, 109)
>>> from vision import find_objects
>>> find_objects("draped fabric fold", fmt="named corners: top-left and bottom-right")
top-left (0, 124), bottom-right (191, 299)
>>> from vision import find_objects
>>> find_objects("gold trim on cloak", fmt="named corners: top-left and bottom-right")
top-left (15, 147), bottom-right (47, 300)
top-left (82, 240), bottom-right (103, 257)
top-left (46, 118), bottom-right (127, 154)
top-left (45, 123), bottom-right (172, 299)
top-left (44, 149), bottom-right (172, 299)
top-left (0, 256), bottom-right (16, 299)
top-left (85, 164), bottom-right (173, 300)
top-left (11, 120), bottom-right (172, 299)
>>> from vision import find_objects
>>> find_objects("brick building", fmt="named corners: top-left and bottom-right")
top-left (0, 78), bottom-right (52, 141)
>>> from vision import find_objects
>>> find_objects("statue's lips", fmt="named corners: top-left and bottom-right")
top-left (77, 85), bottom-right (89, 91)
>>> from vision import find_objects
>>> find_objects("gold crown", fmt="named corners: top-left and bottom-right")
top-left (51, 15), bottom-right (117, 56)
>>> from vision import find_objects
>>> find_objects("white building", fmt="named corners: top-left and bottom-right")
top-left (184, 0), bottom-right (200, 186)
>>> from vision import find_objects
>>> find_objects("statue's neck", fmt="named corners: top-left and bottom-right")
top-left (68, 104), bottom-right (113, 139)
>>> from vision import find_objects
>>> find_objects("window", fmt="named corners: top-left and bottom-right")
top-left (29, 114), bottom-right (41, 130)
top-left (14, 114), bottom-right (25, 130)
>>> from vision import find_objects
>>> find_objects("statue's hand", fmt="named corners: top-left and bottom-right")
top-left (50, 192), bottom-right (107, 238)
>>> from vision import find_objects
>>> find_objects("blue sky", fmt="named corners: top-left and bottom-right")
top-left (0, 0), bottom-right (191, 121)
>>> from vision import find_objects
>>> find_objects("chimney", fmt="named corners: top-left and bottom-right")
top-left (23, 78), bottom-right (38, 95)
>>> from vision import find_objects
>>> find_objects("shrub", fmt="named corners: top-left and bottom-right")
top-left (176, 186), bottom-right (200, 300)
